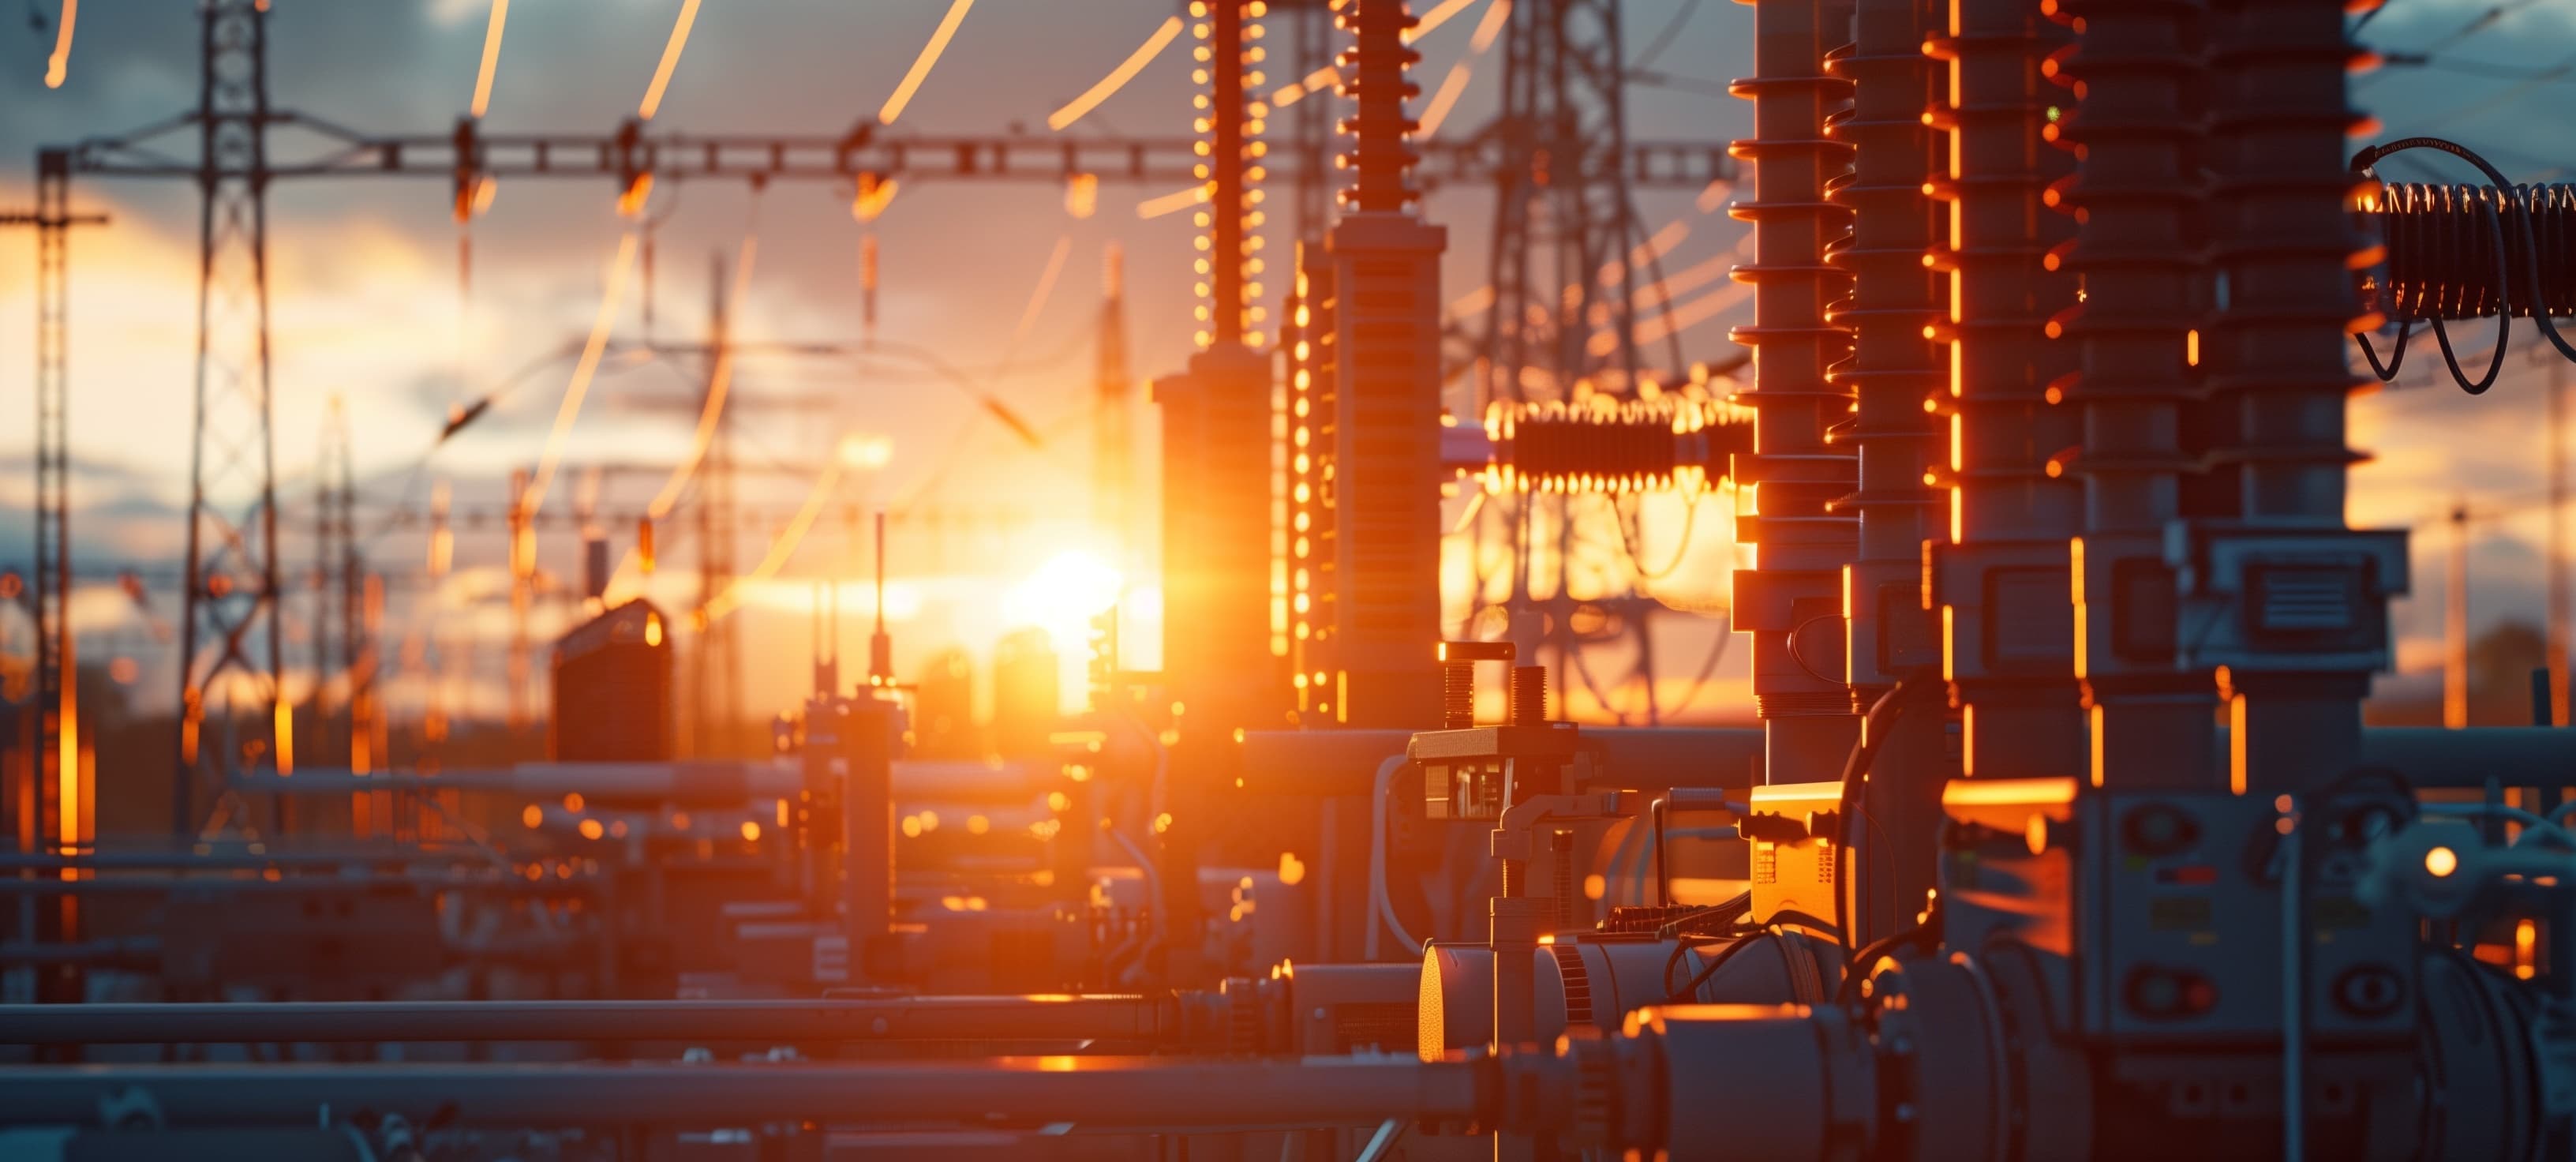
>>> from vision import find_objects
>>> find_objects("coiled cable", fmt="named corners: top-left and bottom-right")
top-left (2352, 136), bottom-right (2576, 393)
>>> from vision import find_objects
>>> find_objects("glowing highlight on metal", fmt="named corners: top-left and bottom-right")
top-left (1049, 16), bottom-right (1185, 131)
top-left (879, 0), bottom-right (979, 126)
top-left (43, 0), bottom-right (77, 89)
top-left (470, 0), bottom-right (508, 118)
top-left (522, 234), bottom-right (642, 520)
top-left (646, 232), bottom-right (759, 519)
top-left (636, 0), bottom-right (702, 121)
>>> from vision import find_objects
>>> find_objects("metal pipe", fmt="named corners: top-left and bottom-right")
top-left (2357, 728), bottom-right (2576, 789)
top-left (0, 849), bottom-right (489, 872)
top-left (0, 874), bottom-right (590, 898)
top-left (234, 759), bottom-right (1042, 803)
top-left (1239, 728), bottom-right (1765, 797)
top-left (0, 1057), bottom-right (1502, 1130)
top-left (0, 996), bottom-right (1193, 1047)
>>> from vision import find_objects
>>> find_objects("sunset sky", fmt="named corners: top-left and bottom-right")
top-left (0, 0), bottom-right (2569, 725)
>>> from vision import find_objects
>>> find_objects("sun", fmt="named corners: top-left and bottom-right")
top-left (1003, 550), bottom-right (1125, 654)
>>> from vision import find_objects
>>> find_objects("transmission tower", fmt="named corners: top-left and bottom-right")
top-left (1481, 0), bottom-right (1644, 402)
top-left (691, 253), bottom-right (744, 756)
top-left (171, 0), bottom-right (287, 834)
top-left (1470, 0), bottom-right (1672, 722)
top-left (310, 396), bottom-right (357, 773)
top-left (3, 151), bottom-right (101, 854)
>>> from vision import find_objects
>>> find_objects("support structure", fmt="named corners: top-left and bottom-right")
top-left (1479, 0), bottom-right (1644, 399)
top-left (2, 152), bottom-right (102, 857)
top-left (1473, 0), bottom-right (1671, 723)
top-left (311, 396), bottom-right (360, 778)
top-left (173, 0), bottom-right (286, 834)
top-left (689, 253), bottom-right (743, 756)
top-left (2549, 356), bottom-right (2567, 725)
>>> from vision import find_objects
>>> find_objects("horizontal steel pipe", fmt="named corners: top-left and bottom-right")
top-left (0, 848), bottom-right (491, 872)
top-left (236, 760), bottom-right (1046, 804)
top-left (0, 874), bottom-right (590, 898)
top-left (0, 996), bottom-right (1195, 1047)
top-left (0, 1057), bottom-right (1498, 1130)
top-left (1238, 728), bottom-right (1764, 797)
top-left (2356, 728), bottom-right (2576, 789)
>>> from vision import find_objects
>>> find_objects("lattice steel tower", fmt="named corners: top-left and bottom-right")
top-left (1470, 0), bottom-right (1666, 720)
top-left (172, 0), bottom-right (286, 834)
top-left (1478, 0), bottom-right (1643, 402)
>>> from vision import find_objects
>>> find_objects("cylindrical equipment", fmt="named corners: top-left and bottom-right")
top-left (1510, 665), bottom-right (1548, 725)
top-left (1730, 0), bottom-right (1863, 787)
top-left (1823, 0), bottom-right (1954, 942)
top-left (2052, 0), bottom-right (2220, 789)
top-left (1442, 661), bottom-right (1475, 728)
top-left (1417, 931), bottom-right (1842, 1059)
top-left (1923, 0), bottom-right (2087, 778)
top-left (1322, 0), bottom-right (1447, 731)
top-left (2202, 0), bottom-right (2392, 793)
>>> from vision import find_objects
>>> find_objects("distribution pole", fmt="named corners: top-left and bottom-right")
top-left (2447, 500), bottom-right (2469, 730)
top-left (2552, 355), bottom-right (2568, 726)
top-left (507, 468), bottom-right (534, 743)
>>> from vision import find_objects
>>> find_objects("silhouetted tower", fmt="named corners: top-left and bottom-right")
top-left (1478, 0), bottom-right (1642, 403)
top-left (507, 467), bottom-right (534, 741)
top-left (691, 253), bottom-right (745, 755)
top-left (311, 395), bottom-right (358, 769)
top-left (1470, 0), bottom-right (1668, 720)
top-left (4, 150), bottom-right (100, 851)
top-left (172, 0), bottom-right (287, 835)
